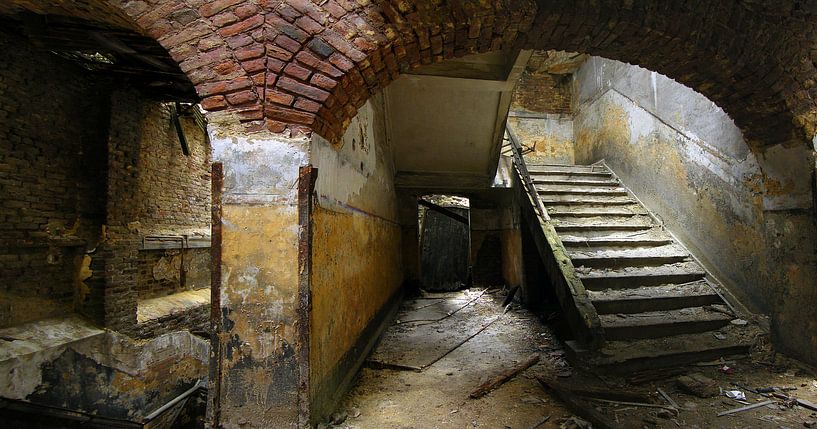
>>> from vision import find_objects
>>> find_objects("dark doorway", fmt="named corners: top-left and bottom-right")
top-left (418, 195), bottom-right (471, 291)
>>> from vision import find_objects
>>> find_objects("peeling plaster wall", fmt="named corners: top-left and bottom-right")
top-left (310, 92), bottom-right (403, 421)
top-left (210, 126), bottom-right (309, 428)
top-left (509, 115), bottom-right (575, 165)
top-left (573, 57), bottom-right (817, 363)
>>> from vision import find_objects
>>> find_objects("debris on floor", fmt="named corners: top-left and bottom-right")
top-left (333, 287), bottom-right (817, 429)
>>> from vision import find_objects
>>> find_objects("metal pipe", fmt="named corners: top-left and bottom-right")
top-left (144, 379), bottom-right (204, 421)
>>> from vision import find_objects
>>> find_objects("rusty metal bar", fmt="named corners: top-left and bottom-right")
top-left (417, 198), bottom-right (469, 224)
top-left (207, 162), bottom-right (223, 427)
top-left (297, 165), bottom-right (317, 427)
top-left (506, 124), bottom-right (550, 222)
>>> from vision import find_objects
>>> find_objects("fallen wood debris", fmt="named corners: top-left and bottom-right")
top-left (527, 414), bottom-right (550, 429)
top-left (588, 398), bottom-right (679, 416)
top-left (537, 378), bottom-right (624, 429)
top-left (469, 353), bottom-right (540, 399)
top-left (677, 373), bottom-right (719, 398)
top-left (657, 387), bottom-right (679, 409)
top-left (545, 381), bottom-right (652, 403)
top-left (716, 399), bottom-right (774, 417)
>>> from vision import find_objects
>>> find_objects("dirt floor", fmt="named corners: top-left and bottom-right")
top-left (327, 287), bottom-right (817, 429)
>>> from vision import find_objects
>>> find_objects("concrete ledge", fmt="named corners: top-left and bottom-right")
top-left (137, 288), bottom-right (210, 324)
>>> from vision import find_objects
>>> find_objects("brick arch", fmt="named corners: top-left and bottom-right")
top-left (99, 0), bottom-right (817, 148)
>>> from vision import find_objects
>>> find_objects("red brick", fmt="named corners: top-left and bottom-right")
top-left (199, 0), bottom-right (243, 18)
top-left (267, 44), bottom-right (294, 61)
top-left (242, 58), bottom-right (266, 73)
top-left (310, 74), bottom-right (338, 90)
top-left (218, 14), bottom-right (264, 38)
top-left (196, 77), bottom-right (254, 96)
top-left (296, 51), bottom-right (344, 78)
top-left (294, 97), bottom-right (322, 113)
top-left (233, 4), bottom-right (260, 19)
top-left (277, 76), bottom-right (330, 102)
top-left (235, 45), bottom-right (265, 61)
top-left (284, 63), bottom-right (312, 81)
top-left (295, 16), bottom-right (323, 34)
top-left (266, 90), bottom-right (295, 105)
top-left (265, 105), bottom-right (316, 125)
top-left (225, 89), bottom-right (258, 105)
top-left (201, 95), bottom-right (228, 111)
top-left (212, 11), bottom-right (239, 27)
top-left (275, 34), bottom-right (302, 53)
top-left (328, 52), bottom-right (355, 71)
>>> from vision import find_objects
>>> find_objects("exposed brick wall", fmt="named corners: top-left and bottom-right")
top-left (511, 72), bottom-right (572, 114)
top-left (0, 33), bottom-right (110, 328)
top-left (105, 90), bottom-right (212, 333)
top-left (137, 248), bottom-right (210, 300)
top-left (136, 103), bottom-right (211, 234)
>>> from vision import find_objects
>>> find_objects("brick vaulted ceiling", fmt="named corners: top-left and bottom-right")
top-left (3, 1), bottom-right (817, 150)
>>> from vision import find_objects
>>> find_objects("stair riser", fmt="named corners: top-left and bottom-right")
top-left (580, 273), bottom-right (706, 290)
top-left (592, 294), bottom-right (723, 314)
top-left (538, 190), bottom-right (629, 196)
top-left (550, 212), bottom-right (641, 218)
top-left (573, 255), bottom-right (690, 268)
top-left (555, 225), bottom-right (651, 233)
top-left (604, 319), bottom-right (731, 341)
top-left (562, 240), bottom-right (674, 248)
top-left (541, 199), bottom-right (635, 206)
top-left (532, 180), bottom-right (621, 187)
top-left (577, 345), bottom-right (751, 373)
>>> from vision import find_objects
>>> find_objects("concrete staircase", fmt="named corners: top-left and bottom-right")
top-left (527, 163), bottom-right (757, 371)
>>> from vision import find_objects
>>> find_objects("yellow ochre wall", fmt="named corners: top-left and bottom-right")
top-left (309, 92), bottom-right (404, 420)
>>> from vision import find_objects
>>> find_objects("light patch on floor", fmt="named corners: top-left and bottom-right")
top-left (137, 288), bottom-right (210, 323)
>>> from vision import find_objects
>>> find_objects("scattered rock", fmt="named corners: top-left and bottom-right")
top-left (805, 420), bottom-right (816, 428)
top-left (677, 373), bottom-right (719, 398)
top-left (656, 409), bottom-right (675, 419)
top-left (730, 319), bottom-right (748, 326)
top-left (348, 407), bottom-right (361, 418)
top-left (330, 411), bottom-right (347, 425)
top-left (560, 416), bottom-right (592, 429)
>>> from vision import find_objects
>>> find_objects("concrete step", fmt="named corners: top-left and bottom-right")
top-left (599, 307), bottom-right (733, 340)
top-left (561, 236), bottom-right (674, 248)
top-left (570, 244), bottom-right (690, 268)
top-left (549, 209), bottom-right (646, 218)
top-left (577, 261), bottom-right (707, 290)
top-left (564, 325), bottom-right (755, 372)
top-left (588, 282), bottom-right (723, 314)
top-left (553, 215), bottom-right (654, 228)
top-left (527, 164), bottom-right (610, 173)
top-left (554, 224), bottom-right (653, 234)
top-left (532, 178), bottom-right (621, 187)
top-left (540, 195), bottom-right (636, 205)
top-left (529, 171), bottom-right (613, 179)
top-left (536, 185), bottom-right (629, 196)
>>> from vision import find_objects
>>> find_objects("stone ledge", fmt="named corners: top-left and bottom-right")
top-left (136, 289), bottom-right (210, 324)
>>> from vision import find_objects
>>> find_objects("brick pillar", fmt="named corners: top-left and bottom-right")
top-left (208, 124), bottom-right (311, 428)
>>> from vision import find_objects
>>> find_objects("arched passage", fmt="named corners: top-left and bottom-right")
top-left (2, 1), bottom-right (817, 428)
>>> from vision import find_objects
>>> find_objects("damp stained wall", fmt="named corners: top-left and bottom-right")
top-left (210, 127), bottom-right (308, 428)
top-left (310, 92), bottom-right (403, 420)
top-left (573, 57), bottom-right (817, 363)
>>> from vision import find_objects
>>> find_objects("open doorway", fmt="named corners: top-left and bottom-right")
top-left (418, 195), bottom-right (472, 291)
